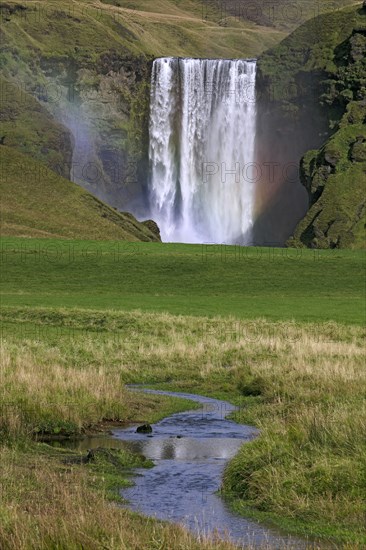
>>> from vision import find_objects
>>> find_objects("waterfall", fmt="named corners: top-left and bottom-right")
top-left (149, 57), bottom-right (257, 244)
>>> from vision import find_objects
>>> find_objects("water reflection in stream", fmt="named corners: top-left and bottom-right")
top-left (60, 389), bottom-right (328, 549)
top-left (113, 390), bottom-right (320, 550)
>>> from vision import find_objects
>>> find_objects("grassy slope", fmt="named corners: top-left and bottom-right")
top-left (99, 0), bottom-right (358, 34)
top-left (0, 148), bottom-right (159, 240)
top-left (1, 0), bottom-right (356, 64)
top-left (0, 0), bottom-right (284, 63)
top-left (257, 5), bottom-right (366, 97)
top-left (208, 0), bottom-right (358, 30)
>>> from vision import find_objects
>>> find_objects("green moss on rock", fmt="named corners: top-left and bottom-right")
top-left (258, 5), bottom-right (366, 249)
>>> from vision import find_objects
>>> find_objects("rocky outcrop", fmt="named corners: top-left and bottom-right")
top-left (142, 220), bottom-right (161, 240)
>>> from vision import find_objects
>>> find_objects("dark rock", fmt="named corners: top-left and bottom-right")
top-left (136, 423), bottom-right (152, 434)
top-left (61, 448), bottom-right (95, 465)
top-left (142, 219), bottom-right (161, 240)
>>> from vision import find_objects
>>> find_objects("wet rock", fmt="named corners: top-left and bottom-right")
top-left (136, 424), bottom-right (153, 434)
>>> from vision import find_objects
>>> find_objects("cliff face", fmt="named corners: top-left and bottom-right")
top-left (289, 28), bottom-right (366, 249)
top-left (39, 52), bottom-right (153, 218)
top-left (0, 76), bottom-right (73, 179)
top-left (255, 5), bottom-right (366, 248)
top-left (0, 3), bottom-right (158, 226)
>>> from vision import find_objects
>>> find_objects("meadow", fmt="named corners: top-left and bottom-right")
top-left (0, 237), bottom-right (365, 548)
top-left (1, 237), bottom-right (364, 323)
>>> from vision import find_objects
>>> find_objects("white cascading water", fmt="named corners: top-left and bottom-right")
top-left (149, 57), bottom-right (257, 244)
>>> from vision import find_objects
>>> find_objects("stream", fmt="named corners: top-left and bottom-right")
top-left (63, 389), bottom-right (325, 549)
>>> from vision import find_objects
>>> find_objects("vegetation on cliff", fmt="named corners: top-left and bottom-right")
top-left (1, 3), bottom-right (365, 548)
top-left (0, 0), bottom-right (285, 220)
top-left (258, 5), bottom-right (366, 248)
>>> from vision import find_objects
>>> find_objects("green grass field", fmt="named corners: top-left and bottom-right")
top-left (1, 237), bottom-right (364, 324)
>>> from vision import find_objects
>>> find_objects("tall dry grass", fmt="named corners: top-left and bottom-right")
top-left (0, 445), bottom-right (244, 550)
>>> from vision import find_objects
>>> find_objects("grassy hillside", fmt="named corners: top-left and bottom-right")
top-left (0, 0), bottom-right (357, 65)
top-left (0, 0), bottom-right (284, 62)
top-left (0, 148), bottom-right (160, 240)
top-left (257, 4), bottom-right (366, 248)
top-left (1, 237), bottom-right (364, 323)
top-left (209, 0), bottom-right (358, 31)
top-left (258, 4), bottom-right (366, 94)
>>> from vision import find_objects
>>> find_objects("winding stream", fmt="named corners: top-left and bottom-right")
top-left (68, 389), bottom-right (320, 549)
top-left (119, 389), bottom-right (311, 548)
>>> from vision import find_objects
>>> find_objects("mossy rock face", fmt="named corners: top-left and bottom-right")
top-left (142, 220), bottom-right (161, 240)
top-left (0, 0), bottom-right (156, 217)
top-left (1, 48), bottom-right (153, 215)
top-left (351, 136), bottom-right (366, 161)
top-left (257, 6), bottom-right (366, 249)
top-left (290, 107), bottom-right (366, 249)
